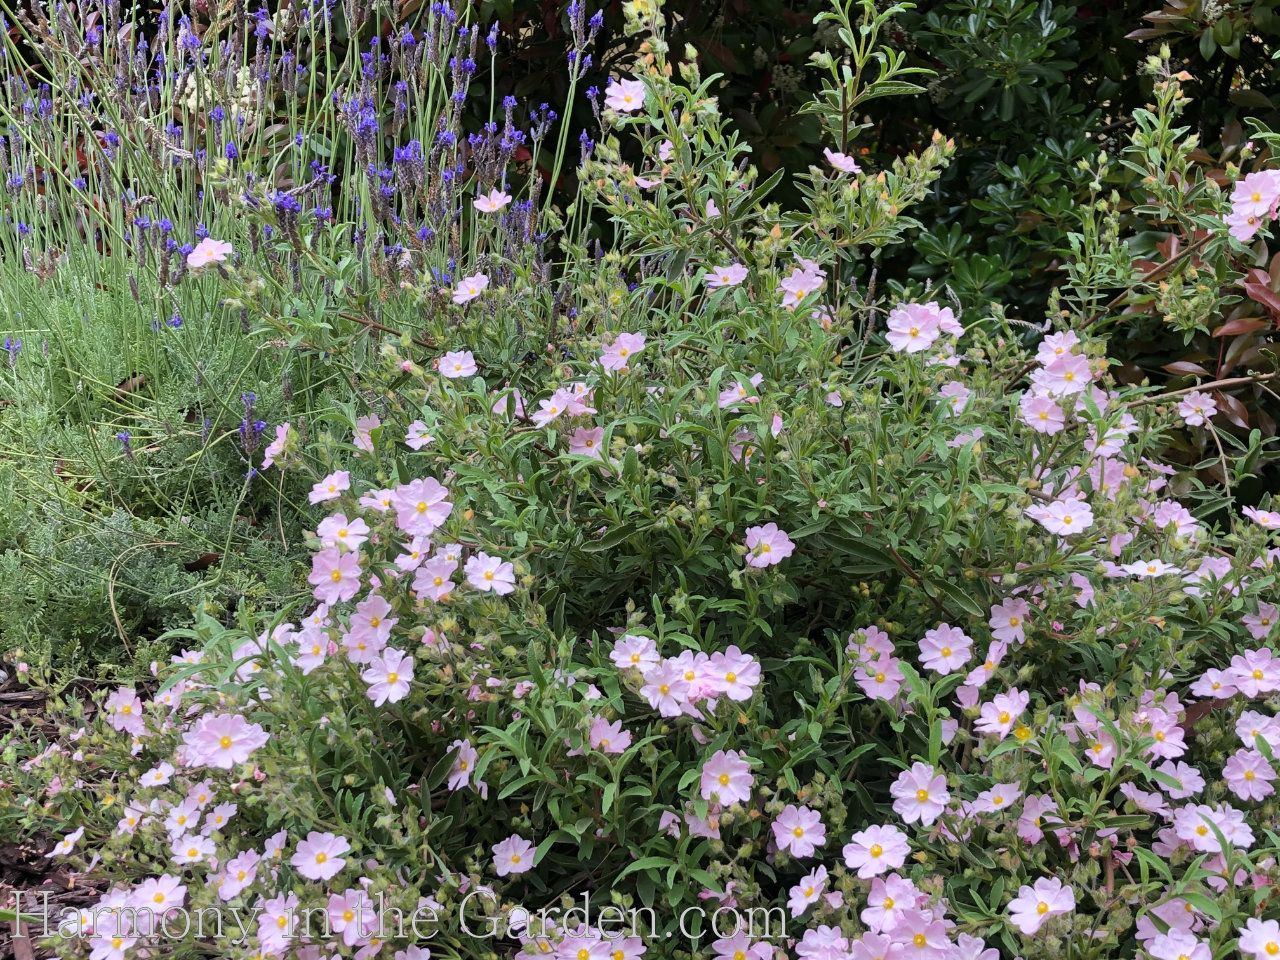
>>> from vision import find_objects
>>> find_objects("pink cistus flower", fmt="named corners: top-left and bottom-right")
top-left (889, 762), bottom-right (949, 825)
top-left (187, 237), bottom-right (233, 269)
top-left (700, 749), bottom-right (753, 805)
top-left (823, 148), bottom-right (861, 173)
top-left (182, 714), bottom-right (270, 770)
top-left (361, 648), bottom-right (414, 706)
top-left (291, 831), bottom-right (350, 881)
top-left (473, 188), bottom-right (512, 213)
top-left (1008, 876), bottom-right (1075, 935)
top-left (885, 302), bottom-right (946, 353)
top-left (604, 77), bottom-right (646, 112)
top-left (705, 263), bottom-right (748, 289)
top-left (465, 552), bottom-right (516, 595)
top-left (744, 523), bottom-right (794, 567)
top-left (600, 332), bottom-right (646, 371)
top-left (392, 477), bottom-right (453, 537)
top-left (842, 824), bottom-right (909, 879)
top-left (308, 546), bottom-right (362, 605)
top-left (492, 834), bottom-right (536, 876)
top-left (439, 350), bottom-right (477, 379)
top-left (772, 804), bottom-right (826, 858)
top-left (452, 273), bottom-right (489, 304)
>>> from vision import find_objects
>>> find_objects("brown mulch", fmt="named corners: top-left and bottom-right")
top-left (0, 667), bottom-right (107, 960)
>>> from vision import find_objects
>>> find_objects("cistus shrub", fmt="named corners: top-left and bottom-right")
top-left (6, 0), bottom-right (1280, 958)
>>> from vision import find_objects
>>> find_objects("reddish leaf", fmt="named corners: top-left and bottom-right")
top-left (1215, 391), bottom-right (1250, 430)
top-left (1243, 268), bottom-right (1280, 318)
top-left (1212, 318), bottom-right (1271, 337)
top-left (1162, 361), bottom-right (1211, 376)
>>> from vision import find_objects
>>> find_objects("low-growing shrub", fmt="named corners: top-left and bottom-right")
top-left (6, 3), bottom-right (1280, 959)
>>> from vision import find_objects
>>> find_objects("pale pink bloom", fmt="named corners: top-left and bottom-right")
top-left (105, 687), bottom-right (146, 736)
top-left (705, 263), bottom-right (748, 289)
top-left (712, 932), bottom-right (770, 960)
top-left (772, 804), bottom-right (826, 858)
top-left (187, 237), bottom-right (233, 268)
top-left (568, 427), bottom-right (606, 459)
top-left (891, 909), bottom-right (949, 957)
top-left (1228, 207), bottom-right (1265, 241)
top-left (860, 873), bottom-right (918, 932)
top-left (700, 749), bottom-right (753, 805)
top-left (291, 831), bottom-right (351, 881)
top-left (938, 381), bottom-right (970, 416)
top-left (600, 332), bottom-right (646, 371)
top-left (744, 523), bottom-right (794, 567)
top-left (885, 302), bottom-right (942, 353)
top-left (605, 77), bottom-right (646, 112)
top-left (1224, 749), bottom-right (1276, 802)
top-left (392, 477), bottom-right (453, 537)
top-left (1189, 667), bottom-right (1238, 699)
top-left (786, 865), bottom-right (827, 917)
top-left (1018, 795), bottom-right (1058, 844)
top-left (1147, 929), bottom-right (1209, 960)
top-left (308, 546), bottom-right (362, 604)
top-left (855, 658), bottom-right (904, 700)
top-left (640, 660), bottom-right (691, 714)
top-left (473, 188), bottom-right (511, 213)
top-left (465, 552), bottom-right (516, 594)
top-left (1122, 559), bottom-right (1183, 578)
top-left (439, 350), bottom-right (477, 378)
top-left (262, 423), bottom-right (291, 469)
top-left (447, 739), bottom-right (477, 791)
top-left (1085, 732), bottom-right (1117, 768)
top-left (974, 688), bottom-right (1029, 739)
top-left (1240, 918), bottom-right (1280, 960)
top-left (452, 273), bottom-right (489, 303)
top-left (1229, 648), bottom-right (1280, 697)
top-left (705, 645), bottom-right (760, 700)
top-left (1020, 395), bottom-right (1065, 434)
top-left (362, 648), bottom-right (414, 706)
top-left (778, 264), bottom-right (824, 308)
top-left (989, 598), bottom-right (1029, 643)
top-left (405, 421), bottom-right (435, 450)
top-left (588, 716), bottom-right (632, 754)
top-left (182, 714), bottom-right (269, 769)
top-left (1244, 506), bottom-right (1280, 529)
top-left (918, 624), bottom-right (972, 674)
top-left (842, 824), bottom-right (909, 878)
top-left (1008, 876), bottom-right (1075, 935)
top-left (972, 783), bottom-right (1022, 813)
top-left (317, 513), bottom-right (370, 551)
top-left (394, 537), bottom-right (431, 573)
top-left (1178, 390), bottom-right (1217, 426)
top-left (352, 413), bottom-right (380, 453)
top-left (718, 372), bottom-right (764, 409)
top-left (823, 147), bottom-right (861, 172)
top-left (532, 388), bottom-right (574, 426)
top-left (309, 470), bottom-right (351, 504)
top-left (611, 634), bottom-right (659, 671)
top-left (492, 388), bottom-right (526, 418)
top-left (359, 489), bottom-right (395, 513)
top-left (1036, 331), bottom-right (1080, 364)
top-left (890, 762), bottom-right (948, 825)
top-left (412, 556), bottom-right (456, 601)
top-left (328, 889), bottom-right (378, 947)
top-left (203, 801), bottom-right (237, 833)
top-left (1039, 353), bottom-right (1092, 396)
top-left (1156, 760), bottom-right (1205, 800)
top-left (1173, 803), bottom-right (1231, 852)
top-left (46, 826), bottom-right (84, 858)
top-left (218, 850), bottom-right (260, 901)
top-left (1244, 603), bottom-right (1278, 640)
top-left (1032, 497), bottom-right (1094, 535)
top-left (170, 833), bottom-right (215, 865)
top-left (492, 834), bottom-right (536, 876)
top-left (1231, 169), bottom-right (1280, 219)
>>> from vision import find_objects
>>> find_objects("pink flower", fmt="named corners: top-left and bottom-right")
top-left (392, 477), bottom-right (453, 537)
top-left (605, 77), bottom-right (646, 112)
top-left (842, 824), bottom-right (908, 878)
top-left (744, 523), bottom-right (794, 567)
top-left (1239, 918), bottom-right (1280, 960)
top-left (989, 598), bottom-right (1029, 643)
top-left (890, 763), bottom-right (948, 825)
top-left (317, 513), bottom-right (369, 552)
top-left (1229, 648), bottom-right (1280, 697)
top-left (974, 688), bottom-right (1029, 739)
top-left (705, 263), bottom-right (748, 289)
top-left (405, 421), bottom-right (435, 450)
top-left (1244, 506), bottom-right (1280, 529)
top-left (46, 826), bottom-right (84, 858)
top-left (532, 388), bottom-right (574, 426)
top-left (447, 739), bottom-right (477, 791)
top-left (568, 427), bottom-right (606, 459)
top-left (412, 556), bottom-right (456, 601)
top-left (972, 783), bottom-right (1022, 813)
top-left (1030, 497), bottom-right (1094, 535)
top-left (309, 470), bottom-right (351, 504)
top-left (1224, 749), bottom-right (1276, 802)
top-left (611, 634), bottom-right (659, 671)
top-left (474, 188), bottom-right (512, 213)
top-left (492, 834), bottom-right (536, 876)
top-left (182, 714), bottom-right (270, 769)
top-left (938, 381), bottom-right (970, 416)
top-left (588, 716), bottom-right (632, 754)
top-left (170, 833), bottom-right (215, 865)
top-left (1231, 169), bottom-right (1280, 219)
top-left (262, 423), bottom-right (291, 469)
top-left (700, 749), bottom-right (753, 805)
top-left (885, 302), bottom-right (947, 353)
top-left (465, 552), bottom-right (516, 594)
top-left (778, 264), bottom-right (824, 309)
top-left (452, 272), bottom-right (489, 303)
top-left (1178, 390), bottom-right (1217, 426)
top-left (1244, 603), bottom-right (1278, 641)
top-left (291, 831), bottom-right (350, 881)
top-left (600, 332), bottom-right (646, 371)
top-left (772, 804), bottom-right (826, 858)
top-left (353, 414), bottom-right (380, 453)
top-left (1228, 207), bottom-right (1265, 242)
top-left (1008, 876), bottom-right (1075, 935)
top-left (105, 687), bottom-right (145, 736)
top-left (823, 148), bottom-right (861, 173)
top-left (705, 645), bottom-right (760, 700)
top-left (861, 874), bottom-right (918, 932)
top-left (362, 648), bottom-right (414, 706)
top-left (918, 624), bottom-right (972, 675)
top-left (187, 237), bottom-right (233, 269)
top-left (1020, 395), bottom-right (1065, 434)
top-left (786, 865), bottom-right (827, 917)
top-left (639, 660), bottom-right (689, 716)
top-left (439, 350), bottom-right (477, 378)
top-left (308, 546), bottom-right (362, 604)
top-left (1038, 353), bottom-right (1091, 396)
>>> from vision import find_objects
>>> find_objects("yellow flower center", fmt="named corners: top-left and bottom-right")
top-left (998, 711), bottom-right (1011, 723)
top-left (219, 736), bottom-right (232, 749)
top-left (916, 788), bottom-right (929, 802)
top-left (719, 773), bottom-right (731, 786)
top-left (1036, 902), bottom-right (1049, 915)
top-left (725, 671), bottom-right (737, 683)
top-left (869, 844), bottom-right (883, 858)
top-left (387, 672), bottom-right (399, 684)
top-left (330, 569), bottom-right (342, 582)
top-left (913, 934), bottom-right (927, 948)
top-left (792, 826), bottom-right (804, 838)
